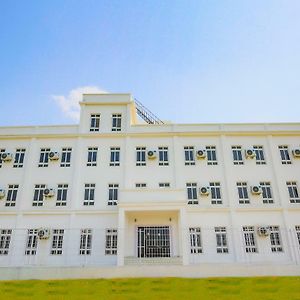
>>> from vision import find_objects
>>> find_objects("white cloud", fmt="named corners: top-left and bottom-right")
top-left (52, 86), bottom-right (107, 121)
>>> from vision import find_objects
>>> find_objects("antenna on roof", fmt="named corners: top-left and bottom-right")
top-left (134, 99), bottom-right (164, 125)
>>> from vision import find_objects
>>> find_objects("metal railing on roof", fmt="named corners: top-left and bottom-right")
top-left (134, 98), bottom-right (164, 125)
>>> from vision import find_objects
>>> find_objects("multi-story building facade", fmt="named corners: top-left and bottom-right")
top-left (0, 93), bottom-right (300, 278)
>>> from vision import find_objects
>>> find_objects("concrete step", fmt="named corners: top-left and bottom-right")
top-left (124, 256), bottom-right (183, 265)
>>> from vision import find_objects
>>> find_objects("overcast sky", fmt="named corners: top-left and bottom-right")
top-left (0, 1), bottom-right (299, 126)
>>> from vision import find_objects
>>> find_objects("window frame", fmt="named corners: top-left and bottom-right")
top-left (111, 114), bottom-right (122, 132)
top-left (13, 148), bottom-right (26, 168)
top-left (90, 114), bottom-right (101, 132)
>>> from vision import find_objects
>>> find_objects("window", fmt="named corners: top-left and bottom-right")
top-left (232, 146), bottom-right (243, 165)
top-left (38, 148), bottom-right (50, 167)
top-left (0, 229), bottom-right (12, 255)
top-left (108, 184), bottom-right (119, 206)
top-left (242, 226), bottom-right (257, 253)
top-left (260, 182), bottom-right (273, 204)
top-left (210, 182), bottom-right (222, 204)
top-left (286, 181), bottom-right (300, 203)
top-left (279, 145), bottom-right (291, 164)
top-left (90, 114), bottom-right (100, 132)
top-left (51, 229), bottom-right (64, 255)
top-left (56, 184), bottom-right (68, 206)
top-left (215, 227), bottom-right (228, 253)
top-left (136, 183), bottom-right (147, 188)
top-left (105, 229), bottom-right (118, 255)
top-left (60, 147), bottom-right (72, 167)
top-left (253, 145), bottom-right (266, 165)
top-left (87, 147), bottom-right (98, 166)
top-left (136, 147), bottom-right (146, 166)
top-left (79, 229), bottom-right (92, 255)
top-left (206, 146), bottom-right (217, 165)
top-left (13, 149), bottom-right (26, 168)
top-left (159, 183), bottom-right (170, 188)
top-left (184, 146), bottom-right (195, 165)
top-left (25, 229), bottom-right (38, 255)
top-left (269, 226), bottom-right (283, 252)
top-left (110, 147), bottom-right (120, 166)
top-left (0, 149), bottom-right (5, 168)
top-left (186, 183), bottom-right (198, 204)
top-left (83, 184), bottom-right (95, 206)
top-left (237, 182), bottom-right (249, 204)
top-left (32, 184), bottom-right (46, 207)
top-left (189, 227), bottom-right (202, 254)
top-left (158, 147), bottom-right (169, 166)
top-left (5, 184), bottom-right (19, 207)
top-left (295, 226), bottom-right (300, 248)
top-left (112, 114), bottom-right (122, 132)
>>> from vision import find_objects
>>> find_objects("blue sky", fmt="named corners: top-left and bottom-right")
top-left (0, 0), bottom-right (299, 126)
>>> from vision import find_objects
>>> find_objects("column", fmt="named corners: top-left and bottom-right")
top-left (179, 208), bottom-right (189, 265)
top-left (117, 208), bottom-right (125, 266)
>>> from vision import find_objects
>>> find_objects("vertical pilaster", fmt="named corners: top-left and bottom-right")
top-left (117, 208), bottom-right (125, 266)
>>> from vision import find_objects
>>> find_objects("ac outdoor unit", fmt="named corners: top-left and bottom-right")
top-left (251, 186), bottom-right (262, 195)
top-left (49, 151), bottom-right (60, 161)
top-left (292, 149), bottom-right (300, 158)
top-left (257, 226), bottom-right (270, 237)
top-left (0, 189), bottom-right (5, 199)
top-left (200, 186), bottom-right (210, 196)
top-left (196, 150), bottom-right (206, 159)
top-left (147, 150), bottom-right (157, 159)
top-left (43, 188), bottom-right (55, 198)
top-left (1, 152), bottom-right (13, 162)
top-left (245, 149), bottom-right (256, 159)
top-left (38, 228), bottom-right (51, 240)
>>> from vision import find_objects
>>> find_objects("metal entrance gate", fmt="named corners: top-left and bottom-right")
top-left (137, 226), bottom-right (171, 258)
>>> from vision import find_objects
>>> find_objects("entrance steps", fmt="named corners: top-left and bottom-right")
top-left (124, 256), bottom-right (183, 265)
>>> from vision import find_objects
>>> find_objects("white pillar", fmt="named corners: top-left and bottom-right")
top-left (117, 208), bottom-right (125, 266)
top-left (179, 208), bottom-right (189, 265)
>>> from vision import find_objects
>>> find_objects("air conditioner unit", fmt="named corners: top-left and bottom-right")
top-left (196, 150), bottom-right (206, 159)
top-left (147, 150), bottom-right (157, 159)
top-left (257, 226), bottom-right (270, 237)
top-left (38, 228), bottom-right (51, 240)
top-left (251, 185), bottom-right (262, 195)
top-left (0, 189), bottom-right (5, 199)
top-left (43, 188), bottom-right (55, 198)
top-left (292, 149), bottom-right (300, 158)
top-left (1, 152), bottom-right (13, 162)
top-left (245, 149), bottom-right (256, 159)
top-left (199, 186), bottom-right (210, 196)
top-left (49, 151), bottom-right (60, 161)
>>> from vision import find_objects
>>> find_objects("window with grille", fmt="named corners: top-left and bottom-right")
top-left (279, 145), bottom-right (291, 164)
top-left (90, 114), bottom-right (100, 132)
top-left (136, 183), bottom-right (147, 188)
top-left (25, 229), bottom-right (38, 255)
top-left (83, 184), bottom-right (95, 206)
top-left (269, 226), bottom-right (283, 252)
top-left (51, 229), bottom-right (64, 255)
top-left (158, 146), bottom-right (169, 166)
top-left (159, 182), bottom-right (170, 188)
top-left (56, 184), bottom-right (68, 206)
top-left (237, 182), bottom-right (250, 204)
top-left (206, 146), bottom-right (217, 165)
top-left (110, 147), bottom-right (120, 166)
top-left (0, 229), bottom-right (12, 255)
top-left (243, 226), bottom-right (257, 253)
top-left (13, 148), bottom-right (26, 168)
top-left (32, 184), bottom-right (46, 207)
top-left (5, 184), bottom-right (19, 207)
top-left (286, 181), bottom-right (300, 203)
top-left (210, 182), bottom-right (222, 204)
top-left (253, 145), bottom-right (266, 165)
top-left (86, 147), bottom-right (98, 167)
top-left (79, 229), bottom-right (92, 255)
top-left (112, 114), bottom-right (122, 132)
top-left (186, 183), bottom-right (198, 204)
top-left (38, 148), bottom-right (50, 167)
top-left (184, 146), bottom-right (195, 165)
top-left (60, 147), bottom-right (72, 167)
top-left (295, 226), bottom-right (300, 248)
top-left (260, 182), bottom-right (273, 204)
top-left (136, 147), bottom-right (146, 166)
top-left (108, 184), bottom-right (118, 206)
top-left (215, 227), bottom-right (228, 253)
top-left (0, 149), bottom-right (5, 168)
top-left (189, 227), bottom-right (202, 254)
top-left (232, 146), bottom-right (244, 165)
top-left (105, 229), bottom-right (118, 255)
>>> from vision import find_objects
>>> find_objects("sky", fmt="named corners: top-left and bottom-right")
top-left (0, 0), bottom-right (300, 126)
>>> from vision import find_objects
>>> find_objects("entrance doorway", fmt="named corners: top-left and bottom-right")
top-left (137, 226), bottom-right (171, 258)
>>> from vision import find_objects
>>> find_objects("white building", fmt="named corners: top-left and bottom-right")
top-left (0, 93), bottom-right (300, 279)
